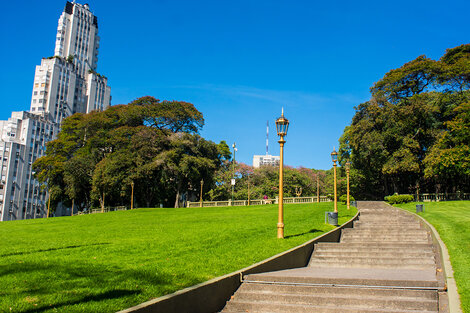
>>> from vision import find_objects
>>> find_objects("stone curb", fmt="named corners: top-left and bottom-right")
top-left (117, 210), bottom-right (360, 313)
top-left (394, 203), bottom-right (463, 313)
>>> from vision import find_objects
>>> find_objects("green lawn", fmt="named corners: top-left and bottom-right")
top-left (396, 201), bottom-right (470, 313)
top-left (0, 203), bottom-right (356, 313)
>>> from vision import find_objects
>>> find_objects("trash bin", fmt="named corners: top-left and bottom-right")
top-left (351, 201), bottom-right (357, 208)
top-left (327, 212), bottom-right (338, 225)
top-left (416, 204), bottom-right (424, 213)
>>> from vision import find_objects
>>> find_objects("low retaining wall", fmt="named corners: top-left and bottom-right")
top-left (118, 210), bottom-right (360, 313)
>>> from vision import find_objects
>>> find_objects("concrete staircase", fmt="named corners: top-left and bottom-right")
top-left (220, 202), bottom-right (445, 313)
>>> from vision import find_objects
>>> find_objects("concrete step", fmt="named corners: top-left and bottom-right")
top-left (354, 223), bottom-right (421, 228)
top-left (357, 218), bottom-right (418, 223)
top-left (312, 250), bottom-right (434, 258)
top-left (341, 235), bottom-right (430, 242)
top-left (358, 213), bottom-right (415, 217)
top-left (354, 221), bottom-right (421, 227)
top-left (355, 222), bottom-right (421, 228)
top-left (229, 292), bottom-right (438, 311)
top-left (340, 238), bottom-right (430, 244)
top-left (310, 256), bottom-right (435, 266)
top-left (222, 299), bottom-right (438, 313)
top-left (342, 231), bottom-right (429, 238)
top-left (315, 242), bottom-right (433, 250)
top-left (314, 247), bottom-right (434, 256)
top-left (343, 228), bottom-right (426, 235)
top-left (308, 262), bottom-right (435, 270)
top-left (358, 214), bottom-right (415, 217)
top-left (245, 268), bottom-right (441, 288)
top-left (237, 283), bottom-right (438, 300)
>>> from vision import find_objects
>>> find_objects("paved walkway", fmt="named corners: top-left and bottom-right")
top-left (221, 201), bottom-right (447, 312)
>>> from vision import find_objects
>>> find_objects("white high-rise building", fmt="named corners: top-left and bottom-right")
top-left (30, 1), bottom-right (111, 124)
top-left (0, 2), bottom-right (110, 221)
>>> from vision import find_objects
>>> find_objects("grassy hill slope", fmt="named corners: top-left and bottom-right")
top-left (0, 203), bottom-right (356, 312)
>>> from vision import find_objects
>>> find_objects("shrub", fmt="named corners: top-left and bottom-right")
top-left (385, 194), bottom-right (414, 204)
top-left (339, 195), bottom-right (355, 204)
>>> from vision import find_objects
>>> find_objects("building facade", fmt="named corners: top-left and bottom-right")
top-left (252, 155), bottom-right (280, 168)
top-left (0, 1), bottom-right (110, 221)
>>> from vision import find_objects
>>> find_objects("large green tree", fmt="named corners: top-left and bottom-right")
top-left (33, 96), bottom-right (225, 211)
top-left (341, 44), bottom-right (470, 199)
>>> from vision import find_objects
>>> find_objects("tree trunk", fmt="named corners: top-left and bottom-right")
top-left (174, 181), bottom-right (182, 208)
top-left (174, 190), bottom-right (180, 208)
top-left (100, 192), bottom-right (105, 212)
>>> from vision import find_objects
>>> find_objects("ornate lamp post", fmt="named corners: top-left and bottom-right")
top-left (345, 160), bottom-right (351, 210)
top-left (331, 148), bottom-right (338, 214)
top-left (200, 179), bottom-right (204, 208)
top-left (231, 142), bottom-right (237, 204)
top-left (275, 109), bottom-right (289, 239)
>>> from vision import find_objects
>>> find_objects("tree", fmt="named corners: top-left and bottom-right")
top-left (340, 44), bottom-right (470, 199)
top-left (424, 102), bottom-right (470, 188)
top-left (33, 96), bottom-right (218, 211)
top-left (155, 133), bottom-right (222, 208)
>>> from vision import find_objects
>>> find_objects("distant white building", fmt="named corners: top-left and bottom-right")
top-left (253, 155), bottom-right (280, 168)
top-left (0, 2), bottom-right (110, 221)
top-left (0, 112), bottom-right (56, 221)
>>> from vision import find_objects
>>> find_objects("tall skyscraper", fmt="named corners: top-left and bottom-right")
top-left (0, 2), bottom-right (111, 221)
top-left (30, 1), bottom-right (111, 124)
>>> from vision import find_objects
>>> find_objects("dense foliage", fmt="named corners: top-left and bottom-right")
top-left (33, 96), bottom-right (230, 210)
top-left (340, 44), bottom-right (470, 199)
top-left (208, 162), bottom-right (353, 201)
top-left (384, 194), bottom-right (414, 204)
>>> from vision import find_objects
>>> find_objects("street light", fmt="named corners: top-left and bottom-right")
top-left (331, 148), bottom-right (338, 214)
top-left (200, 179), bottom-right (204, 208)
top-left (345, 160), bottom-right (351, 210)
top-left (231, 142), bottom-right (237, 204)
top-left (275, 108), bottom-right (289, 239)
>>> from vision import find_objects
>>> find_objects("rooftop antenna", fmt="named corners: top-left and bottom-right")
top-left (266, 120), bottom-right (269, 155)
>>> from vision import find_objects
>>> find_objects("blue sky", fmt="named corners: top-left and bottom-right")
top-left (1, 0), bottom-right (468, 169)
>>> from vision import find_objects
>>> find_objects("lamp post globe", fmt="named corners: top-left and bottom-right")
top-left (275, 109), bottom-right (289, 239)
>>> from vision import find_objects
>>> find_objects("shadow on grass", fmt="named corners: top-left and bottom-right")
top-left (21, 289), bottom-right (140, 313)
top-left (2, 260), bottom-right (200, 312)
top-left (284, 229), bottom-right (322, 239)
top-left (0, 243), bottom-right (110, 258)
